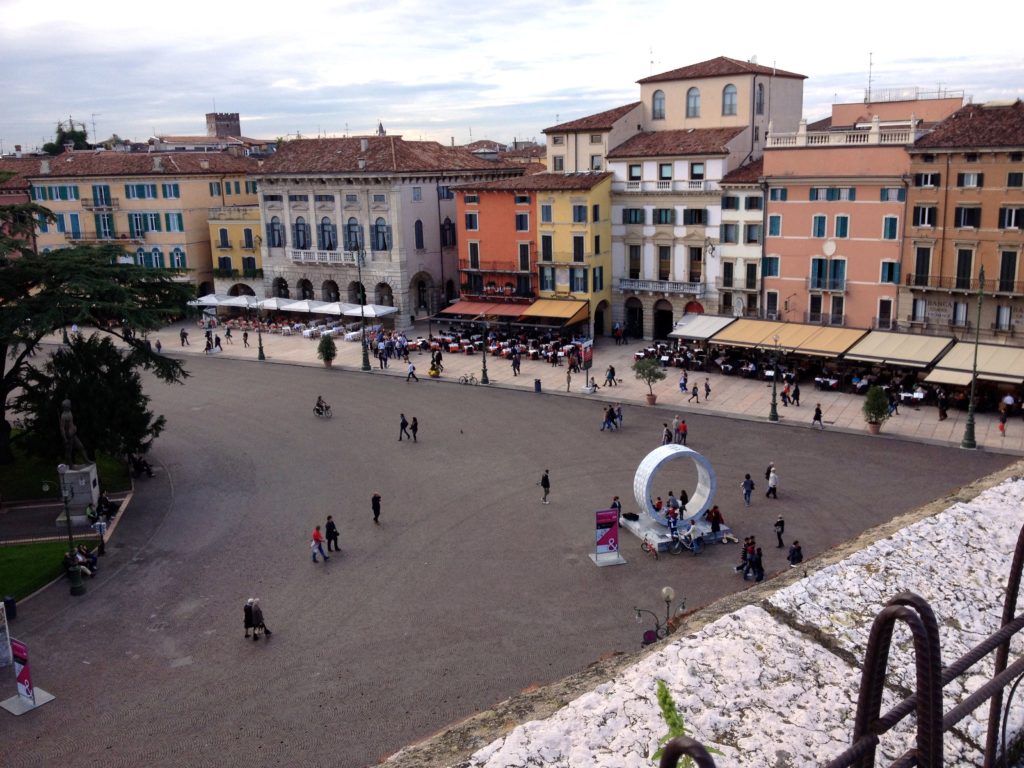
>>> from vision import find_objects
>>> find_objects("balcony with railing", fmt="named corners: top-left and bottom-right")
top-left (612, 179), bottom-right (719, 194)
top-left (806, 276), bottom-right (847, 292)
top-left (458, 259), bottom-right (530, 274)
top-left (617, 277), bottom-right (705, 297)
top-left (216, 240), bottom-right (233, 250)
top-left (904, 274), bottom-right (1024, 294)
top-left (81, 197), bottom-right (119, 210)
top-left (716, 276), bottom-right (760, 292)
top-left (69, 231), bottom-right (144, 245)
top-left (287, 248), bottom-right (358, 265)
top-left (767, 116), bottom-right (923, 149)
top-left (872, 316), bottom-right (896, 330)
top-left (209, 206), bottom-right (260, 221)
top-left (804, 311), bottom-right (845, 326)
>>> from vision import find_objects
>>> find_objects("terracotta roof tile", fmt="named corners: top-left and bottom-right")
top-left (806, 116), bottom-right (832, 131)
top-left (606, 127), bottom-right (744, 159)
top-left (17, 151), bottom-right (259, 179)
top-left (501, 145), bottom-right (546, 159)
top-left (721, 158), bottom-right (764, 185)
top-left (638, 56), bottom-right (805, 84)
top-left (454, 172), bottom-right (611, 192)
top-left (260, 136), bottom-right (522, 175)
top-left (543, 103), bottom-right (641, 133)
top-left (914, 100), bottom-right (1024, 149)
top-left (463, 139), bottom-right (506, 151)
top-left (0, 157), bottom-right (39, 191)
top-left (520, 162), bottom-right (549, 175)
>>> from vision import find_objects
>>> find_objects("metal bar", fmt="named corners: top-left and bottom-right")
top-left (658, 736), bottom-right (718, 768)
top-left (985, 521), bottom-right (1024, 766)
top-left (943, 656), bottom-right (1024, 731)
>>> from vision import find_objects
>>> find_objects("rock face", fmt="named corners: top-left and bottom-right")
top-left (442, 477), bottom-right (1024, 768)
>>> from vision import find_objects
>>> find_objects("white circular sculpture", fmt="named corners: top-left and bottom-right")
top-left (632, 444), bottom-right (717, 526)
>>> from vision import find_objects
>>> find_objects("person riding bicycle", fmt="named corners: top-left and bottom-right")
top-left (682, 517), bottom-right (702, 547)
top-left (314, 396), bottom-right (330, 416)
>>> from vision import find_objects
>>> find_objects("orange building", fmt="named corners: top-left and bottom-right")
top-left (762, 95), bottom-right (962, 330)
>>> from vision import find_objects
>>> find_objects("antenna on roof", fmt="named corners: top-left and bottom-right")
top-left (866, 52), bottom-right (873, 104)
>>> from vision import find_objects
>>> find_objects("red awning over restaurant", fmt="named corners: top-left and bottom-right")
top-left (438, 300), bottom-right (533, 318)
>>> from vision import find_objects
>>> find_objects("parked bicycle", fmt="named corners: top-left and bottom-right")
top-left (640, 534), bottom-right (660, 561)
top-left (459, 373), bottom-right (478, 385)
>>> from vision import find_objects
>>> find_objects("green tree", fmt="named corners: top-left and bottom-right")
top-left (13, 334), bottom-right (166, 461)
top-left (0, 230), bottom-right (194, 464)
top-left (41, 120), bottom-right (90, 155)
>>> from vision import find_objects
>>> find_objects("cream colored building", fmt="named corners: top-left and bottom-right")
top-left (208, 206), bottom-right (264, 296)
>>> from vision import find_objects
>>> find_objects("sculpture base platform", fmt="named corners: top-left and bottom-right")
top-left (1, 688), bottom-right (55, 715)
top-left (589, 552), bottom-right (627, 567)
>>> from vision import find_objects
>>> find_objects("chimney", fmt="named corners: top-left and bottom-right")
top-left (153, 155), bottom-right (163, 171)
top-left (63, 142), bottom-right (75, 153)
top-left (451, 137), bottom-right (455, 147)
top-left (14, 144), bottom-right (21, 158)
top-left (359, 138), bottom-right (369, 152)
top-left (40, 159), bottom-right (51, 174)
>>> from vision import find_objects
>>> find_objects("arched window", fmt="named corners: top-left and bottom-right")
top-left (756, 83), bottom-right (765, 115)
top-left (414, 219), bottom-right (424, 250)
top-left (373, 217), bottom-right (389, 251)
top-left (686, 87), bottom-right (700, 118)
top-left (268, 216), bottom-right (283, 248)
top-left (652, 89), bottom-right (666, 120)
top-left (441, 217), bottom-right (456, 247)
top-left (722, 84), bottom-right (737, 116)
top-left (346, 217), bottom-right (361, 251)
top-left (318, 216), bottom-right (336, 251)
top-left (151, 247), bottom-right (164, 268)
top-left (135, 247), bottom-right (147, 267)
top-left (171, 248), bottom-right (186, 269)
top-left (293, 216), bottom-right (309, 249)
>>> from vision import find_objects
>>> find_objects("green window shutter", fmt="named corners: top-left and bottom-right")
top-left (848, 188), bottom-right (856, 201)
top-left (809, 188), bottom-right (818, 201)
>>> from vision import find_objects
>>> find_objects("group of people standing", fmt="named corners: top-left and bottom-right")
top-left (310, 493), bottom-right (384, 564)
top-left (600, 404), bottom-right (624, 432)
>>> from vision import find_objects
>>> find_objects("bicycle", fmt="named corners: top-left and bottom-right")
top-left (640, 535), bottom-right (660, 561)
top-left (459, 373), bottom-right (478, 385)
top-left (667, 529), bottom-right (704, 556)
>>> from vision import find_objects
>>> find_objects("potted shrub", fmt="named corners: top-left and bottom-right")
top-left (863, 384), bottom-right (889, 434)
top-left (633, 358), bottom-right (666, 405)
top-left (317, 334), bottom-right (337, 368)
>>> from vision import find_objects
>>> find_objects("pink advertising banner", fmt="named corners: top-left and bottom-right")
top-left (595, 509), bottom-right (619, 555)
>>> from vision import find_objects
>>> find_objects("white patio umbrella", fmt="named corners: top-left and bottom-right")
top-left (319, 301), bottom-right (361, 316)
top-left (342, 304), bottom-right (399, 318)
top-left (187, 293), bottom-right (232, 307)
top-left (218, 295), bottom-right (262, 309)
top-left (284, 300), bottom-right (333, 314)
top-left (257, 297), bottom-right (299, 311)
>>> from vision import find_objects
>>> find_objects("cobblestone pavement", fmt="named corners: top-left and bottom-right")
top-left (0, 327), bottom-right (1012, 768)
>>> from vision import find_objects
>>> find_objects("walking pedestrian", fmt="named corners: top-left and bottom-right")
top-left (764, 462), bottom-right (774, 482)
top-left (792, 382), bottom-right (801, 406)
top-left (406, 362), bottom-right (419, 382)
top-left (774, 515), bottom-right (785, 548)
top-left (600, 406), bottom-right (616, 432)
top-left (788, 540), bottom-right (804, 567)
top-left (604, 364), bottom-right (617, 387)
top-left (244, 598), bottom-right (255, 638)
top-left (204, 337), bottom-right (213, 354)
top-left (610, 495), bottom-right (622, 516)
top-left (704, 378), bottom-right (711, 400)
top-left (812, 403), bottom-right (824, 429)
top-left (766, 467), bottom-right (779, 499)
top-left (539, 469), bottom-right (550, 504)
top-left (243, 331), bottom-right (250, 348)
top-left (679, 371), bottom-right (688, 393)
top-left (615, 404), bottom-right (623, 429)
top-left (566, 369), bottom-right (572, 392)
top-left (678, 419), bottom-right (688, 446)
top-left (325, 515), bottom-right (340, 552)
top-left (937, 388), bottom-right (948, 421)
top-left (751, 547), bottom-right (765, 582)
top-left (661, 423), bottom-right (673, 445)
top-left (251, 598), bottom-right (271, 639)
top-left (781, 383), bottom-right (791, 407)
top-left (224, 327), bottom-right (233, 344)
top-left (741, 474), bottom-right (754, 506)
top-left (371, 492), bottom-right (381, 524)
top-left (214, 334), bottom-right (223, 352)
top-left (511, 353), bottom-right (521, 376)
top-left (180, 328), bottom-right (189, 346)
top-left (410, 417), bottom-right (418, 443)
top-left (399, 413), bottom-right (411, 441)
top-left (154, 338), bottom-right (162, 354)
top-left (688, 384), bottom-right (700, 403)
top-left (311, 525), bottom-right (329, 562)
top-left (671, 415), bottom-right (680, 440)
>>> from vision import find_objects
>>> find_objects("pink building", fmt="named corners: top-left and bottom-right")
top-left (761, 95), bottom-right (962, 330)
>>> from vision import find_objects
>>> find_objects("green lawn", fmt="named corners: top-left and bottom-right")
top-left (0, 446), bottom-right (131, 503)
top-left (0, 541), bottom-right (88, 601)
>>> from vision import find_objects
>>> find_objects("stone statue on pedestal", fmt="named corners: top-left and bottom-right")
top-left (59, 399), bottom-right (88, 466)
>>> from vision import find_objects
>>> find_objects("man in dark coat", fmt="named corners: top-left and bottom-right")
top-left (244, 598), bottom-right (254, 639)
top-left (325, 515), bottom-right (340, 552)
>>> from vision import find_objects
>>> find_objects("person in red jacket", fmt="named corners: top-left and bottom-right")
top-left (311, 525), bottom-right (329, 563)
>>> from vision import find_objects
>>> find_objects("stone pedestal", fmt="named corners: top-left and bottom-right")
top-left (61, 463), bottom-right (99, 511)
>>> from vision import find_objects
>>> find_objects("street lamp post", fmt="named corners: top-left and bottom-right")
top-left (256, 308), bottom-right (266, 361)
top-left (633, 586), bottom-right (684, 644)
top-left (480, 321), bottom-right (490, 385)
top-left (768, 333), bottom-right (781, 422)
top-left (44, 465), bottom-right (86, 596)
top-left (357, 246), bottom-right (372, 372)
top-left (961, 265), bottom-right (985, 449)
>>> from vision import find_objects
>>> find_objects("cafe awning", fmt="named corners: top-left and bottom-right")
top-left (923, 369), bottom-right (974, 387)
top-left (795, 327), bottom-right (868, 357)
top-left (772, 323), bottom-right (825, 353)
top-left (926, 342), bottom-right (1024, 385)
top-left (709, 318), bottom-right (789, 348)
top-left (438, 300), bottom-right (534, 320)
top-left (843, 331), bottom-right (955, 368)
top-left (518, 299), bottom-right (589, 326)
top-left (669, 314), bottom-right (737, 340)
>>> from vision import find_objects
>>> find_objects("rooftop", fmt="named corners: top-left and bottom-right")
top-left (638, 56), bottom-right (805, 84)
top-left (260, 136), bottom-right (522, 175)
top-left (454, 171), bottom-right (611, 192)
top-left (913, 100), bottom-right (1024, 150)
top-left (0, 157), bottom-right (39, 191)
top-left (543, 102), bottom-right (641, 134)
top-left (720, 158), bottom-right (764, 185)
top-left (19, 151), bottom-right (259, 179)
top-left (606, 127), bottom-right (744, 159)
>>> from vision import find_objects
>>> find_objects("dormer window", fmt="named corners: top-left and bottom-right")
top-left (652, 90), bottom-right (666, 120)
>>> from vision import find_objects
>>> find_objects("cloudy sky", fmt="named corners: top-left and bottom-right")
top-left (2, 0), bottom-right (1021, 152)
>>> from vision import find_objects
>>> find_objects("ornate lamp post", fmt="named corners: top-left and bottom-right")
top-left (961, 265), bottom-right (985, 449)
top-left (480, 320), bottom-right (490, 385)
top-left (354, 226), bottom-right (372, 372)
top-left (768, 333), bottom-right (781, 422)
top-left (43, 465), bottom-right (86, 596)
top-left (633, 586), bottom-right (684, 643)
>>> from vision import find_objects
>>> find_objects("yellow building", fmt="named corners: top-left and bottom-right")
top-left (208, 206), bottom-right (264, 296)
top-left (29, 151), bottom-right (259, 290)
top-left (534, 173), bottom-right (614, 336)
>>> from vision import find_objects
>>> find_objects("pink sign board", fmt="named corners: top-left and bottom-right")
top-left (595, 509), bottom-right (619, 555)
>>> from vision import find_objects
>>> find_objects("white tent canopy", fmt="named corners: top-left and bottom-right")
top-left (257, 298), bottom-right (298, 311)
top-left (319, 302), bottom-right (361, 315)
top-left (343, 304), bottom-right (399, 318)
top-left (280, 299), bottom-right (333, 314)
top-left (218, 295), bottom-right (261, 309)
top-left (187, 293), bottom-right (232, 307)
